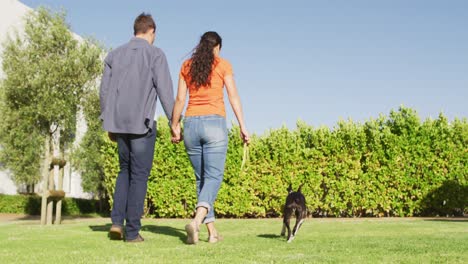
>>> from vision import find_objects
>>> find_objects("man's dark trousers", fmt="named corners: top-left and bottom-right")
top-left (111, 123), bottom-right (156, 240)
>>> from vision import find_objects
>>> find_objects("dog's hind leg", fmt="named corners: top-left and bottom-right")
top-left (292, 209), bottom-right (305, 237)
top-left (283, 215), bottom-right (292, 241)
top-left (281, 222), bottom-right (286, 236)
top-left (292, 218), bottom-right (305, 237)
top-left (287, 217), bottom-right (296, 243)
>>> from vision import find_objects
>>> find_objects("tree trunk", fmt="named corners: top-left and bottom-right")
top-left (55, 141), bottom-right (64, 225)
top-left (40, 133), bottom-right (51, 225)
top-left (46, 141), bottom-right (54, 225)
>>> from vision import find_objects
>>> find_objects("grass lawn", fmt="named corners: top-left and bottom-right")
top-left (0, 217), bottom-right (467, 263)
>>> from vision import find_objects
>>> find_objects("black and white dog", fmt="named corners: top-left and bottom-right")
top-left (281, 184), bottom-right (307, 242)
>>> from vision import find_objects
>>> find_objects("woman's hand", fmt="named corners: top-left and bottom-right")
top-left (171, 123), bottom-right (182, 143)
top-left (240, 126), bottom-right (250, 145)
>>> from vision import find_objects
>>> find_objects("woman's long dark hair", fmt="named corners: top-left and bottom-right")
top-left (188, 31), bottom-right (222, 88)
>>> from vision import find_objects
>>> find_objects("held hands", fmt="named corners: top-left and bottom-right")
top-left (171, 122), bottom-right (182, 144)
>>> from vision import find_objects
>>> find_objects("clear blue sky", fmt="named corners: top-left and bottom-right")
top-left (21, 0), bottom-right (468, 134)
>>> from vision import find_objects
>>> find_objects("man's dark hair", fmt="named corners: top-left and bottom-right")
top-left (134, 13), bottom-right (156, 35)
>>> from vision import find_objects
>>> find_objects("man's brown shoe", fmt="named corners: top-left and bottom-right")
top-left (109, 224), bottom-right (123, 240)
top-left (126, 234), bottom-right (144, 243)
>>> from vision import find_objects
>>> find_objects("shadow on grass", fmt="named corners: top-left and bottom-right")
top-left (141, 225), bottom-right (186, 243)
top-left (88, 224), bottom-right (186, 243)
top-left (13, 215), bottom-right (40, 221)
top-left (257, 234), bottom-right (283, 240)
top-left (422, 218), bottom-right (468, 223)
top-left (89, 223), bottom-right (112, 232)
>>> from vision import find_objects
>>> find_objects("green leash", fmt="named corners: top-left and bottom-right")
top-left (241, 143), bottom-right (249, 171)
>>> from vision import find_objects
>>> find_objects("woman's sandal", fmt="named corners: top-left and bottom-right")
top-left (185, 221), bottom-right (199, 244)
top-left (208, 234), bottom-right (224, 243)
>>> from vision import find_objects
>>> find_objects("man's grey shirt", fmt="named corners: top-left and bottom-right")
top-left (99, 37), bottom-right (174, 134)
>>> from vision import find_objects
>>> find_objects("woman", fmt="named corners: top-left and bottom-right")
top-left (171, 31), bottom-right (249, 244)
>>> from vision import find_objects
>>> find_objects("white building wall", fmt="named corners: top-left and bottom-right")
top-left (0, 0), bottom-right (91, 199)
top-left (0, 170), bottom-right (17, 195)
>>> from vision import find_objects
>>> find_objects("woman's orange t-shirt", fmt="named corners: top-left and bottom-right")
top-left (179, 57), bottom-right (233, 117)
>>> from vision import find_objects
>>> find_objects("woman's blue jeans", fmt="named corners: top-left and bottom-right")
top-left (183, 115), bottom-right (228, 223)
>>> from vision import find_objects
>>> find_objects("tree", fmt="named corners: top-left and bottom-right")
top-left (72, 89), bottom-right (107, 199)
top-left (0, 7), bottom-right (103, 190)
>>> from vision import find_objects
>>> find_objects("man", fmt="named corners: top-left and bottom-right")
top-left (99, 13), bottom-right (175, 242)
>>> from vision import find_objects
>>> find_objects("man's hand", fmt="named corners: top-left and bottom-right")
top-left (108, 132), bottom-right (117, 142)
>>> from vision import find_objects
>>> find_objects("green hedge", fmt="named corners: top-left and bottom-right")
top-left (0, 194), bottom-right (107, 216)
top-left (101, 107), bottom-right (467, 217)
